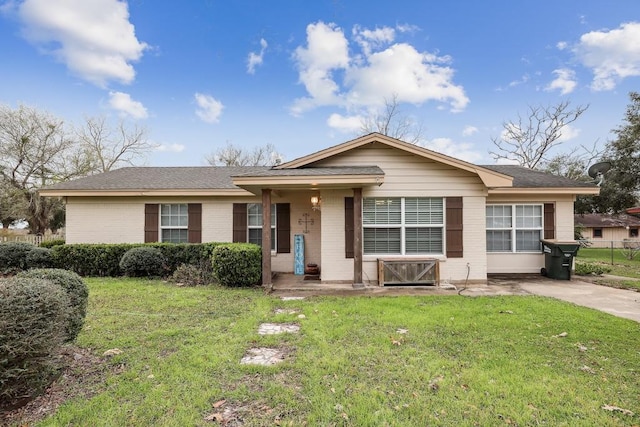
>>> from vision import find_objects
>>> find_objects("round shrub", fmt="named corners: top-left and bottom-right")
top-left (17, 269), bottom-right (89, 342)
top-left (0, 278), bottom-right (70, 408)
top-left (25, 247), bottom-right (53, 269)
top-left (119, 246), bottom-right (166, 277)
top-left (212, 243), bottom-right (261, 287)
top-left (0, 242), bottom-right (35, 273)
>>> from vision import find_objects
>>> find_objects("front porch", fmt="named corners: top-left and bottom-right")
top-left (270, 271), bottom-right (449, 294)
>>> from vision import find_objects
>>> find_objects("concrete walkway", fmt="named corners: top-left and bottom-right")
top-left (520, 280), bottom-right (640, 323)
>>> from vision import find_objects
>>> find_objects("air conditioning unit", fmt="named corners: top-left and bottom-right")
top-left (377, 258), bottom-right (439, 286)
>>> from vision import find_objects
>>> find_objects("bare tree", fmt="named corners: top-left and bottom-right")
top-left (540, 141), bottom-right (602, 181)
top-left (205, 142), bottom-right (282, 166)
top-left (490, 101), bottom-right (589, 168)
top-left (360, 94), bottom-right (424, 144)
top-left (77, 116), bottom-right (153, 173)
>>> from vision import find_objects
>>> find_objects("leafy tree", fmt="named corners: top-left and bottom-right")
top-left (490, 101), bottom-right (589, 168)
top-left (0, 183), bottom-right (25, 228)
top-left (360, 94), bottom-right (424, 144)
top-left (0, 105), bottom-right (87, 234)
top-left (205, 142), bottom-right (282, 166)
top-left (582, 92), bottom-right (640, 213)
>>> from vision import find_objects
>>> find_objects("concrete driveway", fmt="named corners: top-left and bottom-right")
top-left (518, 279), bottom-right (640, 323)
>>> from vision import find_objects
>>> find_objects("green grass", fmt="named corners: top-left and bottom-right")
top-left (39, 278), bottom-right (639, 426)
top-left (577, 247), bottom-right (640, 290)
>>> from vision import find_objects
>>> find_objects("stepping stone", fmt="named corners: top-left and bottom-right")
top-left (240, 347), bottom-right (286, 366)
top-left (258, 323), bottom-right (300, 335)
top-left (274, 308), bottom-right (299, 315)
top-left (281, 296), bottom-right (305, 301)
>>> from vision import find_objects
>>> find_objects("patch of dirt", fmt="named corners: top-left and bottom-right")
top-left (0, 345), bottom-right (113, 426)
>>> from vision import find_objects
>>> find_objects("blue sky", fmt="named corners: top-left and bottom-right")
top-left (0, 0), bottom-right (639, 167)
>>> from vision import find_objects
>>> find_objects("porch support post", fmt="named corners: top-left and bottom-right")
top-left (353, 187), bottom-right (364, 288)
top-left (262, 188), bottom-right (272, 289)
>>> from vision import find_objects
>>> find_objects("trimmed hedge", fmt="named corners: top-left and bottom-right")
top-left (51, 242), bottom-right (220, 277)
top-left (119, 247), bottom-right (166, 277)
top-left (212, 243), bottom-right (261, 287)
top-left (17, 269), bottom-right (89, 342)
top-left (40, 239), bottom-right (65, 248)
top-left (0, 278), bottom-right (70, 408)
top-left (0, 242), bottom-right (35, 273)
top-left (25, 247), bottom-right (53, 269)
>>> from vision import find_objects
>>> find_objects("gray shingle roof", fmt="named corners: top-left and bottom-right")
top-left (232, 166), bottom-right (384, 177)
top-left (480, 165), bottom-right (598, 188)
top-left (42, 163), bottom-right (595, 192)
top-left (43, 166), bottom-right (270, 190)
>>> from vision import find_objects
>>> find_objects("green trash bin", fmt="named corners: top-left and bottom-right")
top-left (541, 240), bottom-right (581, 280)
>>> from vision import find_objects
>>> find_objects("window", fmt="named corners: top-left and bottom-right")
top-left (247, 203), bottom-right (276, 250)
top-left (160, 204), bottom-right (188, 243)
top-left (486, 204), bottom-right (543, 252)
top-left (593, 228), bottom-right (603, 238)
top-left (629, 228), bottom-right (639, 238)
top-left (363, 197), bottom-right (443, 255)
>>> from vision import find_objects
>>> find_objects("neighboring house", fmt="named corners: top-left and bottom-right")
top-left (574, 213), bottom-right (640, 248)
top-left (40, 133), bottom-right (598, 286)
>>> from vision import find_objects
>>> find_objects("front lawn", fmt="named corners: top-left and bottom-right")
top-left (32, 279), bottom-right (640, 426)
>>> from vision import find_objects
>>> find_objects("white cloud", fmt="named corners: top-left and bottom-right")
top-left (573, 22), bottom-right (640, 91)
top-left (326, 113), bottom-right (363, 133)
top-left (194, 93), bottom-right (224, 123)
top-left (16, 0), bottom-right (147, 87)
top-left (419, 138), bottom-right (482, 163)
top-left (462, 125), bottom-right (478, 137)
top-left (556, 41), bottom-right (568, 50)
top-left (352, 24), bottom-right (395, 55)
top-left (108, 91), bottom-right (148, 119)
top-left (291, 21), bottom-right (468, 116)
top-left (291, 21), bottom-right (350, 115)
top-left (155, 143), bottom-right (185, 153)
top-left (247, 38), bottom-right (268, 74)
top-left (545, 68), bottom-right (577, 95)
top-left (508, 74), bottom-right (530, 88)
top-left (557, 124), bottom-right (580, 142)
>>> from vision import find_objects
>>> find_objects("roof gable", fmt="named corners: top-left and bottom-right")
top-left (277, 133), bottom-right (513, 188)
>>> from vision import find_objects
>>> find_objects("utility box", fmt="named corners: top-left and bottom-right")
top-left (540, 239), bottom-right (581, 280)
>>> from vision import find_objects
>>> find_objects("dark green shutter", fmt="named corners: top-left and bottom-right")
top-left (276, 203), bottom-right (291, 253)
top-left (345, 197), bottom-right (354, 259)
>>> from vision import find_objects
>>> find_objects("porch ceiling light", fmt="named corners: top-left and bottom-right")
top-left (311, 195), bottom-right (321, 211)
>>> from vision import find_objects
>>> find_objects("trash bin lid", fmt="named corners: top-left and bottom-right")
top-left (540, 239), bottom-right (581, 253)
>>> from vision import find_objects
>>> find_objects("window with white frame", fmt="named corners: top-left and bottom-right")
top-left (486, 204), bottom-right (543, 252)
top-left (160, 203), bottom-right (188, 243)
top-left (247, 203), bottom-right (276, 250)
top-left (363, 197), bottom-right (443, 255)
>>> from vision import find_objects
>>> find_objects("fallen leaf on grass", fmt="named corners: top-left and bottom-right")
top-left (554, 332), bottom-right (568, 338)
top-left (580, 365), bottom-right (595, 374)
top-left (390, 336), bottom-right (403, 346)
top-left (102, 348), bottom-right (123, 357)
top-left (212, 399), bottom-right (226, 408)
top-left (499, 310), bottom-right (514, 314)
top-left (396, 328), bottom-right (408, 334)
top-left (428, 375), bottom-right (444, 392)
top-left (602, 405), bottom-right (634, 416)
top-left (204, 412), bottom-right (223, 422)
